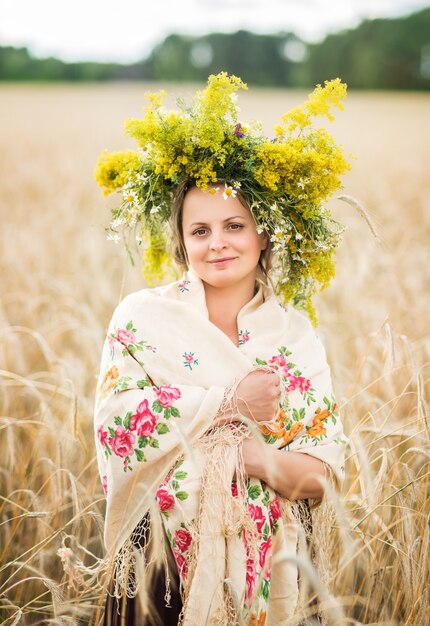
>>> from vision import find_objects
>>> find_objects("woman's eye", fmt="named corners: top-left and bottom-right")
top-left (193, 228), bottom-right (207, 236)
top-left (228, 223), bottom-right (243, 230)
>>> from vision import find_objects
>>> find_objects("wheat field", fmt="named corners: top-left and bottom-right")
top-left (0, 83), bottom-right (429, 625)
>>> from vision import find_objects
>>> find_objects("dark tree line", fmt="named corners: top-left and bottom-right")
top-left (1, 7), bottom-right (429, 89)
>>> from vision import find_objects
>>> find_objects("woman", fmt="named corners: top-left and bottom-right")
top-left (94, 73), bottom-right (349, 625)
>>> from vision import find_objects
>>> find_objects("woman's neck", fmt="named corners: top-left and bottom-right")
top-left (203, 279), bottom-right (256, 329)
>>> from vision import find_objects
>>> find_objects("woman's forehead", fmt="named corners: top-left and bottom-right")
top-left (182, 187), bottom-right (250, 225)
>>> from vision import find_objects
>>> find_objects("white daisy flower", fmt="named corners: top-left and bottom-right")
top-left (136, 173), bottom-right (147, 184)
top-left (233, 181), bottom-right (241, 189)
top-left (297, 177), bottom-right (310, 190)
top-left (111, 217), bottom-right (126, 229)
top-left (123, 189), bottom-right (138, 205)
top-left (150, 205), bottom-right (161, 215)
top-left (107, 233), bottom-right (120, 244)
top-left (295, 233), bottom-right (303, 240)
top-left (223, 184), bottom-right (237, 200)
top-left (270, 228), bottom-right (283, 243)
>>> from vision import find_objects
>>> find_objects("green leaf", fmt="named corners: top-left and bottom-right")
top-left (134, 448), bottom-right (145, 462)
top-left (174, 471), bottom-right (187, 480)
top-left (175, 491), bottom-right (189, 501)
top-left (152, 401), bottom-right (163, 413)
top-left (332, 415), bottom-right (337, 425)
top-left (114, 416), bottom-right (122, 426)
top-left (268, 435), bottom-right (278, 445)
top-left (137, 378), bottom-right (150, 388)
top-left (261, 492), bottom-right (270, 507)
top-left (255, 358), bottom-right (267, 365)
top-left (149, 437), bottom-right (159, 448)
top-left (123, 411), bottom-right (132, 430)
top-left (126, 321), bottom-right (133, 330)
top-left (171, 480), bottom-right (180, 491)
top-left (155, 422), bottom-right (169, 435)
top-left (248, 485), bottom-right (262, 500)
top-left (279, 346), bottom-right (291, 356)
top-left (118, 376), bottom-right (131, 390)
top-left (164, 407), bottom-right (171, 419)
top-left (171, 406), bottom-right (180, 418)
top-left (128, 344), bottom-right (136, 355)
top-left (323, 396), bottom-right (330, 407)
top-left (261, 578), bottom-right (270, 601)
top-left (138, 436), bottom-right (148, 448)
top-left (108, 426), bottom-right (116, 438)
top-left (262, 522), bottom-right (270, 541)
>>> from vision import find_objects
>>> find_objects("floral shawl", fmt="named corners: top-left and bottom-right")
top-left (94, 269), bottom-right (347, 625)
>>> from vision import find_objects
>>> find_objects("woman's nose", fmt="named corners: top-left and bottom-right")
top-left (209, 234), bottom-right (228, 250)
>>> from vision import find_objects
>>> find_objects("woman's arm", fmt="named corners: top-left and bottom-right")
top-left (241, 436), bottom-right (327, 500)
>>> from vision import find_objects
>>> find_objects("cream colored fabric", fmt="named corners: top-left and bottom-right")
top-left (94, 268), bottom-right (347, 624)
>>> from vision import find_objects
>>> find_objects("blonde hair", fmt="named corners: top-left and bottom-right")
top-left (169, 180), bottom-right (274, 288)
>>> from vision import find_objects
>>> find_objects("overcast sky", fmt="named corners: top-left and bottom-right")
top-left (0, 0), bottom-right (429, 63)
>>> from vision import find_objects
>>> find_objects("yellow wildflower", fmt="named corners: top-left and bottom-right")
top-left (94, 150), bottom-right (142, 195)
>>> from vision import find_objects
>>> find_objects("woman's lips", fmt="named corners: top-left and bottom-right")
top-left (208, 257), bottom-right (237, 266)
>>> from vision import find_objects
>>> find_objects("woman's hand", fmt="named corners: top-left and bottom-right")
top-left (241, 434), bottom-right (327, 500)
top-left (235, 369), bottom-right (280, 423)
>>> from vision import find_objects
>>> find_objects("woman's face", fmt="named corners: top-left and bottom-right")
top-left (182, 186), bottom-right (268, 291)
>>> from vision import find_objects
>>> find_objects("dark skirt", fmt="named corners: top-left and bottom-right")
top-left (103, 514), bottom-right (183, 626)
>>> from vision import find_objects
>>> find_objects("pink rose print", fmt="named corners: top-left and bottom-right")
top-left (259, 536), bottom-right (272, 569)
top-left (116, 328), bottom-right (136, 345)
top-left (268, 353), bottom-right (290, 377)
top-left (246, 557), bottom-right (257, 600)
top-left (173, 548), bottom-right (189, 579)
top-left (109, 426), bottom-right (135, 458)
top-left (175, 529), bottom-right (192, 553)
top-left (97, 425), bottom-right (108, 446)
top-left (156, 487), bottom-right (175, 512)
top-left (231, 482), bottom-right (238, 497)
top-left (269, 497), bottom-right (281, 521)
top-left (248, 503), bottom-right (266, 535)
top-left (287, 375), bottom-right (311, 393)
top-left (130, 399), bottom-right (158, 437)
top-left (102, 475), bottom-right (108, 496)
top-left (108, 335), bottom-right (116, 350)
top-left (183, 351), bottom-right (199, 370)
top-left (238, 329), bottom-right (251, 345)
top-left (268, 354), bottom-right (287, 367)
top-left (154, 385), bottom-right (181, 408)
top-left (178, 279), bottom-right (190, 293)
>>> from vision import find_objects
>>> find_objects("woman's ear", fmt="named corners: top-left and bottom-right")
top-left (260, 232), bottom-right (269, 251)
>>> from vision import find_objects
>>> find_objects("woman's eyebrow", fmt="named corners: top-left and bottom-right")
top-left (189, 215), bottom-right (246, 226)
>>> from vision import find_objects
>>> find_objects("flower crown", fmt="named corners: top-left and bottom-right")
top-left (94, 72), bottom-right (350, 323)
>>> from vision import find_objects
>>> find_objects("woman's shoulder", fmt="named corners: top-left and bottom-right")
top-left (110, 278), bottom-right (183, 321)
top-left (270, 298), bottom-right (328, 352)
